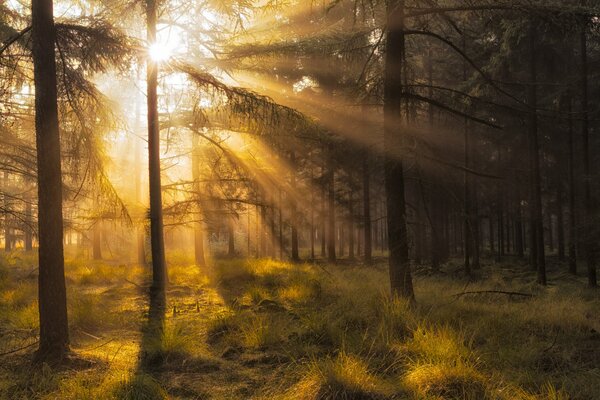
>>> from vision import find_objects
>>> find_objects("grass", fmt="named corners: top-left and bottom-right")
top-left (0, 253), bottom-right (599, 399)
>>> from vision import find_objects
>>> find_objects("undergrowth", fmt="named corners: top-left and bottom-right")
top-left (0, 254), bottom-right (597, 399)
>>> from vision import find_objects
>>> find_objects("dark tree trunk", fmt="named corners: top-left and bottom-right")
top-left (557, 190), bottom-right (565, 261)
top-left (547, 213), bottom-right (554, 253)
top-left (93, 223), bottom-right (102, 260)
top-left (489, 215), bottom-right (495, 255)
top-left (228, 222), bottom-right (235, 257)
top-left (327, 144), bottom-right (336, 263)
top-left (25, 193), bottom-right (33, 251)
top-left (290, 151), bottom-right (299, 261)
top-left (363, 148), bottom-right (372, 264)
top-left (515, 206), bottom-right (524, 258)
top-left (279, 189), bottom-right (284, 260)
top-left (147, 0), bottom-right (167, 290)
top-left (384, 0), bottom-right (414, 299)
top-left (580, 23), bottom-right (597, 287)
top-left (191, 135), bottom-right (206, 267)
top-left (528, 21), bottom-right (546, 285)
top-left (310, 167), bottom-right (315, 260)
top-left (348, 189), bottom-right (355, 259)
top-left (320, 163), bottom-right (326, 258)
top-left (566, 93), bottom-right (577, 274)
top-left (31, 0), bottom-right (69, 360)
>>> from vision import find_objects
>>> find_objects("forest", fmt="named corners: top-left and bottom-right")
top-left (0, 0), bottom-right (599, 399)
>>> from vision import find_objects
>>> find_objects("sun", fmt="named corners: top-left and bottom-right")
top-left (148, 25), bottom-right (184, 62)
top-left (149, 43), bottom-right (172, 62)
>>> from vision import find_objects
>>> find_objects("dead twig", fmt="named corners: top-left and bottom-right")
top-left (452, 290), bottom-right (534, 298)
top-left (0, 340), bottom-right (39, 357)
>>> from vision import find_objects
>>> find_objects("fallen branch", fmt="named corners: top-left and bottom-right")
top-left (0, 340), bottom-right (39, 357)
top-left (452, 290), bottom-right (534, 298)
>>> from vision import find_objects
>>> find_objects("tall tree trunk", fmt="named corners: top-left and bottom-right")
top-left (327, 144), bottom-right (336, 262)
top-left (566, 93), bottom-right (577, 274)
top-left (515, 205), bottom-right (524, 258)
top-left (191, 134), bottom-right (206, 267)
top-left (134, 76), bottom-right (146, 266)
top-left (279, 189), bottom-right (284, 260)
top-left (384, 0), bottom-right (414, 299)
top-left (463, 39), bottom-right (471, 275)
top-left (3, 173), bottom-right (11, 252)
top-left (93, 223), bottom-right (102, 260)
top-left (528, 20), bottom-right (546, 285)
top-left (228, 221), bottom-right (235, 257)
top-left (290, 151), bottom-right (299, 261)
top-left (310, 156), bottom-right (315, 260)
top-left (557, 190), bottom-right (565, 261)
top-left (147, 0), bottom-right (167, 290)
top-left (32, 0), bottom-right (69, 360)
top-left (348, 189), bottom-right (355, 259)
top-left (363, 148), bottom-right (372, 264)
top-left (320, 163), bottom-right (326, 258)
top-left (580, 22), bottom-right (597, 287)
top-left (25, 190), bottom-right (33, 251)
top-left (489, 215), bottom-right (495, 255)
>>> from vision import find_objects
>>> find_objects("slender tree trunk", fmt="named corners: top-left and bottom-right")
top-left (348, 189), bottom-right (355, 259)
top-left (580, 23), bottom-right (597, 287)
top-left (384, 0), bottom-right (414, 299)
top-left (93, 223), bottom-right (102, 260)
top-left (557, 190), bottom-right (565, 261)
top-left (147, 0), bottom-right (167, 290)
top-left (228, 221), bottom-right (235, 257)
top-left (489, 215), bottom-right (495, 255)
top-left (290, 151), bottom-right (299, 261)
top-left (566, 93), bottom-right (577, 274)
top-left (25, 191), bottom-right (33, 251)
top-left (191, 134), bottom-right (206, 267)
top-left (515, 205), bottom-right (524, 258)
top-left (310, 184), bottom-right (315, 261)
top-left (3, 173), bottom-right (11, 252)
top-left (528, 20), bottom-right (546, 285)
top-left (134, 75), bottom-right (146, 266)
top-left (547, 213), bottom-right (554, 253)
top-left (320, 163), bottom-right (326, 258)
top-left (32, 0), bottom-right (69, 360)
top-left (279, 189), bottom-right (284, 260)
top-left (363, 148), bottom-right (372, 264)
top-left (462, 38), bottom-right (471, 275)
top-left (327, 144), bottom-right (336, 262)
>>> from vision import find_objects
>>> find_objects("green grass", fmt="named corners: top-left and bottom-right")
top-left (0, 254), bottom-right (598, 399)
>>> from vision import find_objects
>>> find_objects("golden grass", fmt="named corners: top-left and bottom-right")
top-left (0, 255), bottom-right (598, 399)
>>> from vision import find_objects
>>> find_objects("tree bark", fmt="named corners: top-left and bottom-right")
top-left (327, 144), bottom-right (336, 263)
top-left (528, 20), bottom-right (546, 285)
top-left (31, 0), bottom-right (69, 360)
top-left (362, 148), bottom-right (372, 264)
top-left (384, 0), bottom-right (414, 299)
top-left (191, 134), bottom-right (206, 267)
top-left (290, 151), bottom-right (299, 261)
top-left (566, 93), bottom-right (577, 274)
top-left (147, 0), bottom-right (167, 290)
top-left (580, 22), bottom-right (597, 287)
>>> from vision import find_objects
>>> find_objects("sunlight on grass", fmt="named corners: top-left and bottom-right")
top-left (280, 352), bottom-right (396, 400)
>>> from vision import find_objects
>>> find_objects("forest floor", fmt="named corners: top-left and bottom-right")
top-left (0, 252), bottom-right (599, 399)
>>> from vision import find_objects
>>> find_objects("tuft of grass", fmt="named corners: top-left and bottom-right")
top-left (285, 352), bottom-right (397, 400)
top-left (240, 314), bottom-right (287, 349)
top-left (112, 374), bottom-right (167, 400)
top-left (403, 361), bottom-right (487, 400)
top-left (69, 292), bottom-right (123, 333)
top-left (9, 301), bottom-right (39, 330)
top-left (374, 293), bottom-right (416, 344)
top-left (144, 322), bottom-right (195, 363)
